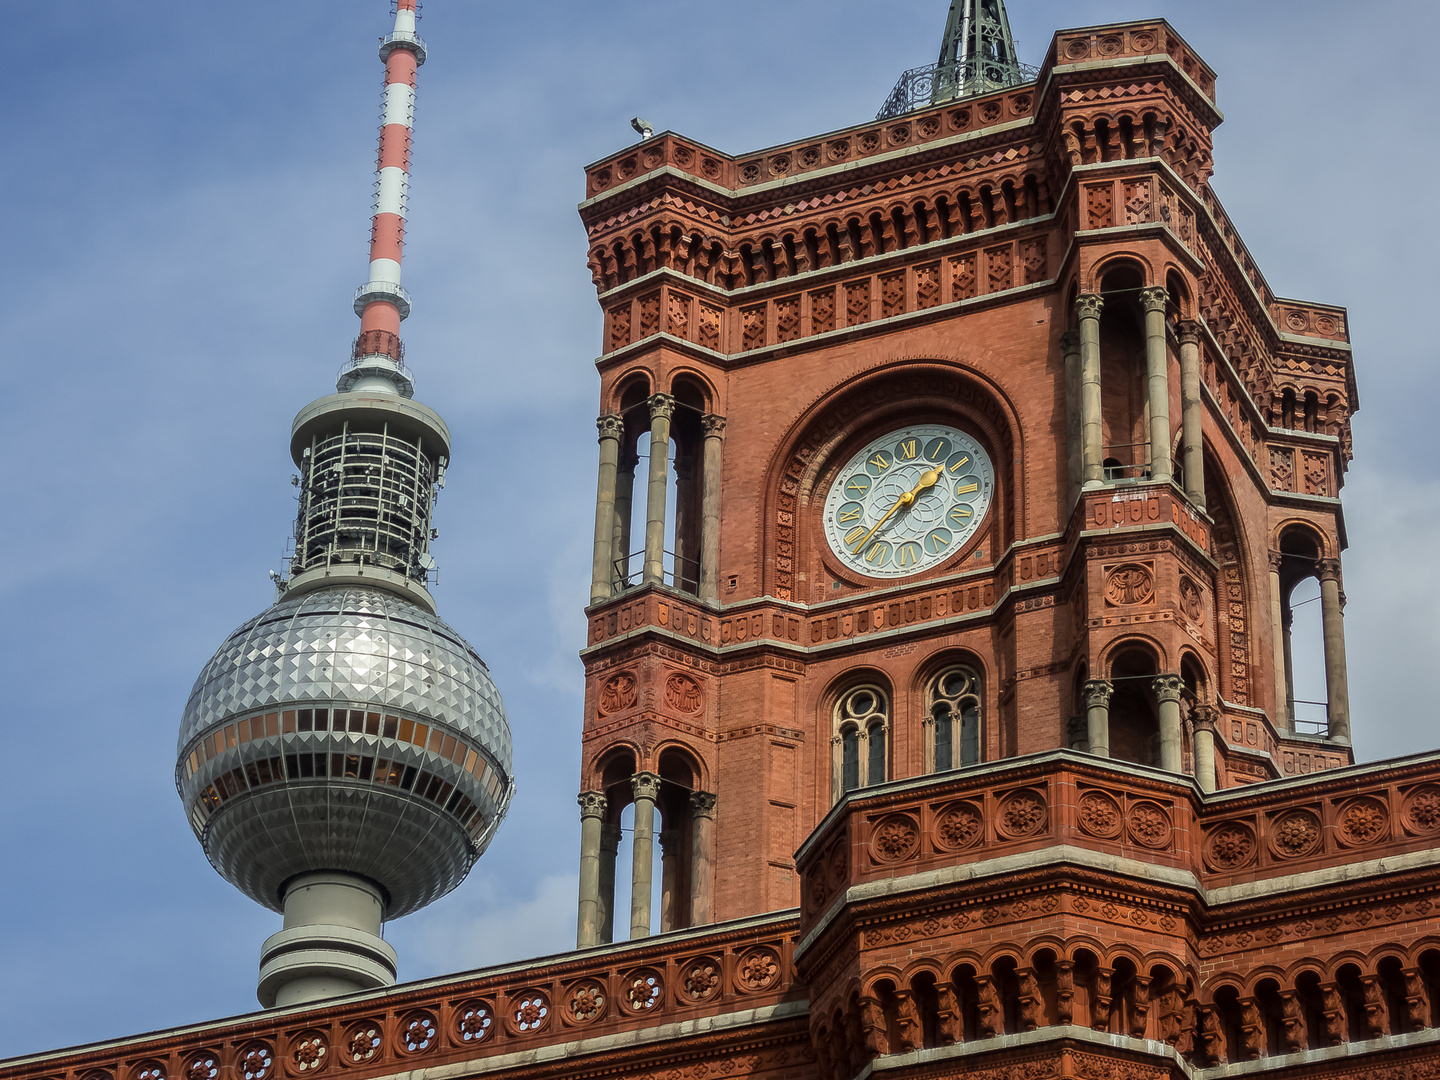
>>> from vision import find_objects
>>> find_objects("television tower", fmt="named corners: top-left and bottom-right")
top-left (176, 0), bottom-right (515, 1009)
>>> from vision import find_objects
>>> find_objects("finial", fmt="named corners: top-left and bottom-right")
top-left (340, 0), bottom-right (428, 398)
top-left (878, 0), bottom-right (1036, 120)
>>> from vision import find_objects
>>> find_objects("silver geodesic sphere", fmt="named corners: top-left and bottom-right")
top-left (176, 586), bottom-right (513, 918)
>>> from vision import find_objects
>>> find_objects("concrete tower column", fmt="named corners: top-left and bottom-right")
top-left (628, 772), bottom-right (661, 938)
top-left (1153, 674), bottom-right (1185, 774)
top-left (1139, 286), bottom-right (1174, 484)
top-left (1077, 295), bottom-right (1106, 488)
top-left (1061, 331), bottom-right (1083, 508)
top-left (591, 416), bottom-right (623, 604)
top-left (598, 822), bottom-right (621, 945)
top-left (1083, 679), bottom-right (1113, 757)
top-left (1191, 704), bottom-right (1218, 793)
top-left (689, 791), bottom-right (718, 927)
top-left (258, 872), bottom-right (397, 1008)
top-left (1317, 559), bottom-right (1352, 743)
top-left (698, 415), bottom-right (726, 605)
top-left (575, 791), bottom-right (607, 948)
top-left (659, 828), bottom-right (680, 933)
top-left (1176, 321), bottom-right (1206, 509)
top-left (613, 445), bottom-right (637, 587)
top-left (642, 395), bottom-right (676, 585)
top-left (1268, 552), bottom-right (1290, 731)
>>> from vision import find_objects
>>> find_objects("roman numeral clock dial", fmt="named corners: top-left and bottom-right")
top-left (822, 424), bottom-right (994, 579)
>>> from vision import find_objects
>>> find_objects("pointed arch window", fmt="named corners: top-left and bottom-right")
top-left (928, 667), bottom-right (982, 771)
top-left (834, 686), bottom-right (888, 800)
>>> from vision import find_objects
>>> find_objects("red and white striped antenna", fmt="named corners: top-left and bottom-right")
top-left (340, 0), bottom-right (426, 398)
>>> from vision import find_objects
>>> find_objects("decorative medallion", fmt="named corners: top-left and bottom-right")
top-left (1269, 809), bottom-right (1322, 858)
top-left (343, 1023), bottom-right (381, 1065)
top-left (1105, 564), bottom-right (1154, 606)
top-left (997, 790), bottom-right (1048, 839)
top-left (598, 672), bottom-right (637, 715)
top-left (1203, 822), bottom-right (1257, 870)
top-left (934, 801), bottom-right (985, 850)
top-left (1131, 30), bottom-right (1157, 51)
top-left (701, 157), bottom-right (721, 179)
top-left (565, 981), bottom-right (607, 1024)
top-left (398, 1012), bottom-right (437, 1054)
top-left (681, 957), bottom-right (722, 1001)
top-left (512, 992), bottom-right (550, 1033)
top-left (871, 813), bottom-right (921, 863)
top-left (1065, 38), bottom-right (1091, 60)
top-left (453, 1001), bottom-right (493, 1043)
top-left (803, 864), bottom-right (828, 915)
top-left (1097, 34), bottom-right (1124, 55)
top-left (1403, 786), bottom-right (1440, 834)
top-left (1077, 791), bottom-right (1123, 840)
top-left (1180, 577), bottom-right (1203, 622)
top-left (133, 1065), bottom-right (165, 1080)
top-left (1336, 796), bottom-right (1390, 847)
top-left (289, 1033), bottom-right (328, 1075)
top-left (183, 1055), bottom-right (218, 1080)
top-left (623, 970), bottom-right (663, 1012)
top-left (663, 672), bottom-right (703, 714)
top-left (239, 1046), bottom-right (274, 1080)
top-left (1286, 310), bottom-right (1309, 331)
top-left (829, 845), bottom-right (849, 889)
top-left (737, 946), bottom-right (782, 992)
top-left (1126, 801), bottom-right (1174, 849)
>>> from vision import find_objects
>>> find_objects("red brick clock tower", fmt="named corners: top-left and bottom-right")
top-left (572, 12), bottom-right (1358, 953)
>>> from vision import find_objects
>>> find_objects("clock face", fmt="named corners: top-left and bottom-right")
top-left (822, 424), bottom-right (994, 579)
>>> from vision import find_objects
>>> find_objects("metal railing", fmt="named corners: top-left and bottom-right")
top-left (612, 548), bottom-right (700, 595)
top-left (877, 59), bottom-right (1039, 121)
top-left (1289, 699), bottom-right (1330, 737)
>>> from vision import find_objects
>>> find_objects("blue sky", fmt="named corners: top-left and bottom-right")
top-left (4, 0), bottom-right (1439, 1058)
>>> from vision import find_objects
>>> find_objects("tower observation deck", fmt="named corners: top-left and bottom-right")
top-left (878, 0), bottom-right (1038, 119)
top-left (175, 0), bottom-right (514, 1010)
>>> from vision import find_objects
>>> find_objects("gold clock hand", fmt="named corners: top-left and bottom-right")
top-left (849, 467), bottom-right (943, 554)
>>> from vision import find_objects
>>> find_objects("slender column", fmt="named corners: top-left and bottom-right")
top-left (1083, 679), bottom-right (1113, 757)
top-left (1192, 704), bottom-right (1218, 794)
top-left (698, 415), bottom-right (726, 605)
top-left (1077, 295), bottom-right (1106, 488)
top-left (1139, 286), bottom-right (1173, 483)
top-left (613, 444), bottom-right (637, 587)
top-left (1177, 321), bottom-right (1205, 509)
top-left (591, 417), bottom-right (623, 603)
top-left (1282, 603), bottom-right (1296, 722)
top-left (597, 822), bottom-right (621, 944)
top-left (628, 772), bottom-right (661, 938)
top-left (1154, 673), bottom-right (1185, 773)
top-left (1061, 331), bottom-right (1083, 508)
top-left (642, 395), bottom-right (676, 585)
top-left (1317, 559), bottom-right (1352, 743)
top-left (575, 792), bottom-right (607, 947)
top-left (1268, 552), bottom-right (1290, 731)
top-left (658, 829), bottom-right (679, 933)
top-left (689, 791), bottom-right (717, 927)
top-left (672, 453), bottom-right (697, 592)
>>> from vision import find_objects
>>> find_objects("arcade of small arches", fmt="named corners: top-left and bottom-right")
top-left (589, 373), bottom-right (725, 605)
top-left (575, 745), bottom-right (717, 950)
top-left (809, 942), bottom-right (1440, 1071)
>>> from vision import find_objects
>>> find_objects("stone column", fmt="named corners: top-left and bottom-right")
top-left (1077, 294), bottom-right (1106, 488)
top-left (1192, 704), bottom-right (1218, 794)
top-left (575, 791), bottom-right (607, 947)
top-left (629, 772), bottom-right (661, 938)
top-left (689, 791), bottom-right (717, 927)
top-left (590, 416), bottom-right (623, 604)
top-left (659, 829), bottom-right (679, 933)
top-left (1177, 321), bottom-right (1206, 509)
top-left (1062, 331), bottom-right (1083, 508)
top-left (1083, 679), bottom-right (1113, 757)
top-left (598, 822), bottom-right (621, 944)
top-left (1139, 286), bottom-right (1173, 484)
top-left (698, 415), bottom-right (726, 605)
top-left (613, 444), bottom-right (637, 587)
top-left (642, 394), bottom-right (676, 585)
top-left (1317, 559), bottom-right (1352, 743)
top-left (1154, 673), bottom-right (1185, 774)
top-left (1268, 552), bottom-right (1290, 731)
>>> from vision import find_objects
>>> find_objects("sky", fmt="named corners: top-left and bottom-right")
top-left (3, 0), bottom-right (1439, 1059)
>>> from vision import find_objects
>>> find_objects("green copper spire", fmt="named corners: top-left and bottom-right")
top-left (878, 0), bottom-right (1036, 119)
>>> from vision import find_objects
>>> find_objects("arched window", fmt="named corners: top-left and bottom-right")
top-left (834, 686), bottom-right (888, 799)
top-left (929, 667), bottom-right (982, 771)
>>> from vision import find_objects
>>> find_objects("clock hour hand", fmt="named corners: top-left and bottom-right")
top-left (848, 467), bottom-right (943, 554)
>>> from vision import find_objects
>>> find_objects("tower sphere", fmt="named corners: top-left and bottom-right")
top-left (176, 586), bottom-right (514, 919)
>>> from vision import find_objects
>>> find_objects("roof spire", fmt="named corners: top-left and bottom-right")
top-left (877, 0), bottom-right (1035, 120)
top-left (340, 0), bottom-right (427, 399)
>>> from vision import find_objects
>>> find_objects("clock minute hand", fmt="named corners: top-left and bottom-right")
top-left (849, 467), bottom-right (943, 554)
